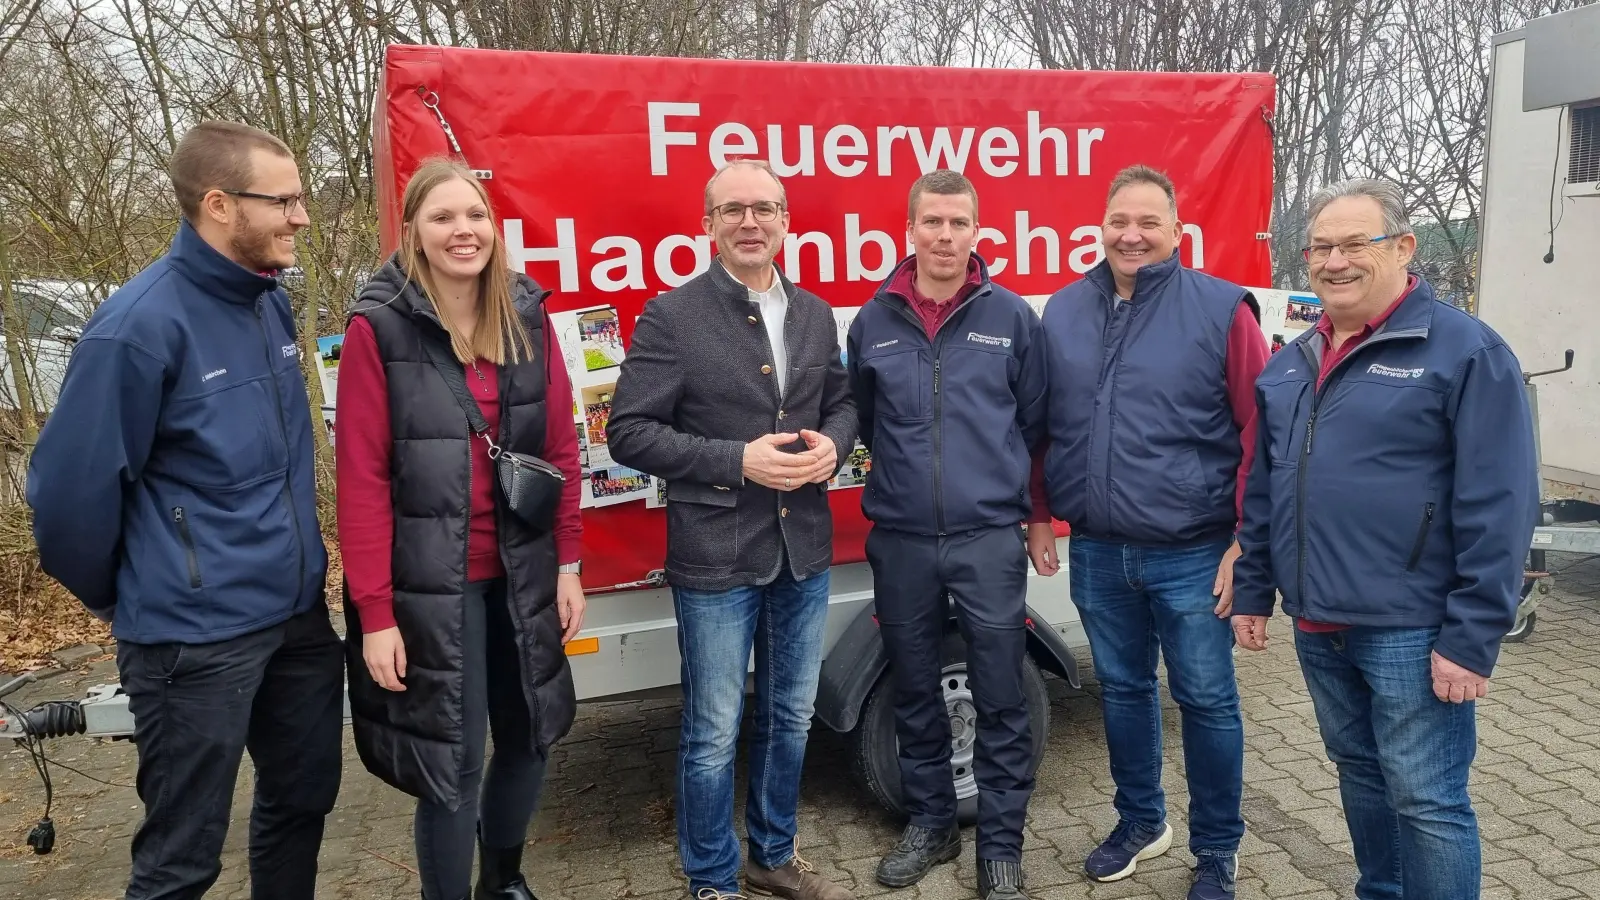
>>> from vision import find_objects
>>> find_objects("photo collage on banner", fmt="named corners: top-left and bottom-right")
top-left (315, 334), bottom-right (343, 446)
top-left (549, 302), bottom-right (876, 509)
top-left (551, 305), bottom-right (656, 509)
top-left (827, 305), bottom-right (871, 492)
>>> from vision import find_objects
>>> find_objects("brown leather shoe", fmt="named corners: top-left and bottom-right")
top-left (745, 849), bottom-right (856, 900)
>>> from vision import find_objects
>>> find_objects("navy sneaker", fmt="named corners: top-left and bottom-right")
top-left (1084, 820), bottom-right (1173, 882)
top-left (1188, 853), bottom-right (1237, 900)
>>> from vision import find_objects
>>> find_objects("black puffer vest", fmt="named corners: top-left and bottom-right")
top-left (342, 256), bottom-right (577, 810)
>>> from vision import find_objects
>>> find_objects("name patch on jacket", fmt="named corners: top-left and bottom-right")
top-left (967, 332), bottom-right (1012, 348)
top-left (1367, 363), bottom-right (1424, 379)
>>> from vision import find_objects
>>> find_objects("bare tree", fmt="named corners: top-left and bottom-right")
top-left (1, 0), bottom-right (1585, 652)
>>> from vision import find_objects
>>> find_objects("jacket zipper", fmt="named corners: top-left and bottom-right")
top-left (492, 366), bottom-right (542, 748)
top-left (254, 300), bottom-right (308, 605)
top-left (932, 357), bottom-right (943, 533)
top-left (511, 454), bottom-right (565, 481)
top-left (173, 506), bottom-right (202, 588)
top-left (882, 287), bottom-right (984, 536)
top-left (1293, 328), bottom-right (1427, 609)
top-left (1406, 502), bottom-right (1435, 571)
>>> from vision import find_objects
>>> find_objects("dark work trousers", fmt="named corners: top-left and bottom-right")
top-left (116, 603), bottom-right (345, 900)
top-left (413, 578), bottom-right (549, 900)
top-left (866, 524), bottom-right (1033, 862)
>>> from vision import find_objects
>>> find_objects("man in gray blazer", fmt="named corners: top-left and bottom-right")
top-left (607, 159), bottom-right (858, 900)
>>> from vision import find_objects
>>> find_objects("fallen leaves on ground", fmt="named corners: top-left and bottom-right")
top-left (0, 505), bottom-right (344, 673)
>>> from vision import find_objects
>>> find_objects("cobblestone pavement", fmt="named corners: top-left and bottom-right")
top-left (4, 553), bottom-right (1600, 900)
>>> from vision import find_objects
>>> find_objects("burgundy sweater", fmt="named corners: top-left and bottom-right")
top-left (335, 314), bottom-right (582, 633)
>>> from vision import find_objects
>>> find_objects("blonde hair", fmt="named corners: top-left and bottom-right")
top-left (399, 158), bottom-right (533, 366)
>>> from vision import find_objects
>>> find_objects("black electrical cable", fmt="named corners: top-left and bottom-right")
top-left (31, 756), bottom-right (135, 790)
top-left (1545, 107), bottom-right (1565, 264)
top-left (2, 698), bottom-right (55, 853)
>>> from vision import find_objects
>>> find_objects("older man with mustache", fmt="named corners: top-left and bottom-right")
top-left (1231, 178), bottom-right (1539, 900)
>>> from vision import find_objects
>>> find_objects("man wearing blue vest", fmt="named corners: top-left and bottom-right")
top-left (1232, 179), bottom-right (1538, 900)
top-left (847, 168), bottom-right (1048, 900)
top-left (1026, 165), bottom-right (1269, 900)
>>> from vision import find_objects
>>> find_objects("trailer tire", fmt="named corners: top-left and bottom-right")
top-left (851, 630), bottom-right (1050, 826)
top-left (1508, 549), bottom-right (1545, 643)
top-left (1505, 610), bottom-right (1536, 643)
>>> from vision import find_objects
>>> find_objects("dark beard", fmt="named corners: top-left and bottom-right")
top-left (228, 207), bottom-right (288, 272)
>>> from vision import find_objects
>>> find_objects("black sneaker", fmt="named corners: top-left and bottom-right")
top-left (1084, 819), bottom-right (1173, 882)
top-left (874, 822), bottom-right (961, 888)
top-left (977, 859), bottom-right (1027, 900)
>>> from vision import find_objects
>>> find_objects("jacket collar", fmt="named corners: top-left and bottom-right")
top-left (873, 252), bottom-right (996, 309)
top-left (1370, 274), bottom-right (1435, 338)
top-left (361, 254), bottom-right (546, 336)
top-left (1083, 248), bottom-right (1182, 302)
top-left (166, 219), bottom-right (280, 305)
top-left (705, 256), bottom-right (799, 306)
top-left (1297, 274), bottom-right (1437, 362)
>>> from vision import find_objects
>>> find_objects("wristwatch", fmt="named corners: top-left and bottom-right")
top-left (558, 562), bottom-right (582, 575)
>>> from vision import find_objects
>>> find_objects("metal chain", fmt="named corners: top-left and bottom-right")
top-left (583, 569), bottom-right (667, 594)
top-left (415, 86), bottom-right (492, 180)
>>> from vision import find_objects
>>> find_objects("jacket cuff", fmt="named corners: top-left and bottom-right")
top-left (1433, 632), bottom-right (1497, 679)
top-left (708, 438), bottom-right (746, 488)
top-left (823, 424), bottom-right (856, 476)
top-left (1230, 590), bottom-right (1277, 618)
top-left (353, 596), bottom-right (398, 633)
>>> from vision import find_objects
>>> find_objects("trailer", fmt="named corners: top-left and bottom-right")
top-left (1478, 7), bottom-right (1600, 640)
top-left (4, 49), bottom-right (1279, 831)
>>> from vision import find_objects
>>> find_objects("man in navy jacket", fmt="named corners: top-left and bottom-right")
top-left (27, 122), bottom-right (340, 900)
top-left (1027, 166), bottom-right (1268, 900)
top-left (1232, 179), bottom-right (1538, 900)
top-left (847, 169), bottom-right (1047, 900)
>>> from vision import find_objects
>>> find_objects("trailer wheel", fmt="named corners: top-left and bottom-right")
top-left (1508, 549), bottom-right (1545, 644)
top-left (1505, 610), bottom-right (1537, 643)
top-left (851, 630), bottom-right (1050, 826)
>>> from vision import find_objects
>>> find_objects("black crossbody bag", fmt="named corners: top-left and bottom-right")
top-left (421, 338), bottom-right (564, 535)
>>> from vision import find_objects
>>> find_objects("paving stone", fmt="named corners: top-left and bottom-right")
top-left (1483, 858), bottom-right (1585, 899)
top-left (7, 578), bottom-right (1600, 899)
top-left (49, 645), bottom-right (103, 669)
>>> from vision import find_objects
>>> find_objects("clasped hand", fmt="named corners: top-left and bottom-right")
top-left (742, 430), bottom-right (837, 491)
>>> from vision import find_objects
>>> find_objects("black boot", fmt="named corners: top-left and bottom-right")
top-left (978, 859), bottom-right (1027, 900)
top-left (875, 822), bottom-right (962, 888)
top-left (475, 835), bottom-right (538, 900)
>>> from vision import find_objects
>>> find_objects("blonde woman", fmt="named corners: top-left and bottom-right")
top-left (336, 158), bottom-right (585, 900)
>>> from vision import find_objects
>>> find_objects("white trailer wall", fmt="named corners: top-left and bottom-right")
top-left (1477, 28), bottom-right (1600, 498)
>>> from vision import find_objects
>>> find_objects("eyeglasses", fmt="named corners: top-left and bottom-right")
top-left (221, 190), bottom-right (310, 217)
top-left (712, 201), bottom-right (783, 224)
top-left (1301, 234), bottom-right (1401, 263)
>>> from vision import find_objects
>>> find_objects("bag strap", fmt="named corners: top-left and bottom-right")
top-left (421, 336), bottom-right (493, 438)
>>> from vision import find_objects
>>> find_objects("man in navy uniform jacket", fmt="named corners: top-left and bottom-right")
top-left (848, 168), bottom-right (1048, 900)
top-left (28, 122), bottom-right (340, 900)
top-left (1232, 178), bottom-right (1539, 900)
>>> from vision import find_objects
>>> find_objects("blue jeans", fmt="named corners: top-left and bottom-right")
top-left (1069, 536), bottom-right (1245, 856)
top-left (1295, 626), bottom-right (1479, 900)
top-left (672, 564), bottom-right (831, 894)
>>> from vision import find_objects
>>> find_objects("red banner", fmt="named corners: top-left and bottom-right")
top-left (374, 46), bottom-right (1277, 593)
